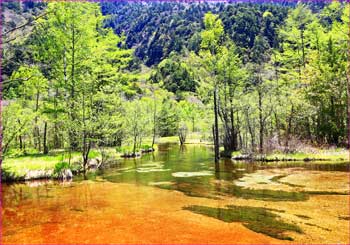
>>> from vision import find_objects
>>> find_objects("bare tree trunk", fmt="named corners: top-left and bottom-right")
top-left (192, 117), bottom-right (195, 132)
top-left (3, 120), bottom-right (27, 155)
top-left (301, 29), bottom-right (306, 68)
top-left (37, 128), bottom-right (41, 152)
top-left (19, 135), bottom-right (23, 150)
top-left (152, 93), bottom-right (156, 149)
top-left (34, 90), bottom-right (41, 152)
top-left (213, 85), bottom-right (220, 165)
top-left (178, 125), bottom-right (187, 145)
top-left (285, 104), bottom-right (294, 151)
top-left (18, 119), bottom-right (23, 150)
top-left (273, 111), bottom-right (281, 145)
top-left (347, 5), bottom-right (350, 150)
top-left (306, 117), bottom-right (312, 143)
top-left (219, 84), bottom-right (237, 156)
top-left (258, 88), bottom-right (264, 154)
top-left (138, 135), bottom-right (142, 151)
top-left (43, 121), bottom-right (48, 154)
top-left (230, 97), bottom-right (239, 151)
top-left (133, 128), bottom-right (137, 155)
top-left (236, 112), bottom-right (242, 150)
top-left (83, 140), bottom-right (91, 178)
top-left (245, 108), bottom-right (255, 151)
top-left (53, 87), bottom-right (60, 149)
top-left (82, 88), bottom-right (90, 175)
top-left (69, 22), bottom-right (78, 151)
top-left (0, 77), bottom-right (2, 164)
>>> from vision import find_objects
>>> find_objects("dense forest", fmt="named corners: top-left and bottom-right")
top-left (2, 1), bottom-right (350, 169)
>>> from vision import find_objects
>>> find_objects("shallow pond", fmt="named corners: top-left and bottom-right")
top-left (1, 143), bottom-right (350, 244)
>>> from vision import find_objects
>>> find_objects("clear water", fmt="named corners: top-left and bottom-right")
top-left (2, 143), bottom-right (349, 244)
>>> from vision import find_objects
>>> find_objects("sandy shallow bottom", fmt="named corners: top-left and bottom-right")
top-left (1, 181), bottom-right (280, 244)
top-left (1, 168), bottom-right (350, 244)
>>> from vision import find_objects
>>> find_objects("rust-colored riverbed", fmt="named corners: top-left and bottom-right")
top-left (1, 144), bottom-right (350, 244)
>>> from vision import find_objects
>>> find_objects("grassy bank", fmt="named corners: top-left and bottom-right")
top-left (2, 137), bottom-right (348, 182)
top-left (232, 148), bottom-right (349, 162)
top-left (1, 150), bottom-right (102, 181)
top-left (153, 133), bottom-right (212, 145)
top-left (1, 136), bottom-right (176, 181)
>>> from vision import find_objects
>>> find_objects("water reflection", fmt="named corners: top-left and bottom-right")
top-left (99, 143), bottom-right (349, 200)
top-left (3, 144), bottom-right (349, 202)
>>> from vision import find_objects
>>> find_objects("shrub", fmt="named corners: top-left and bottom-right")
top-left (53, 162), bottom-right (70, 176)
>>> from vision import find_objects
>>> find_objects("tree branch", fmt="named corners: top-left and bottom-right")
top-left (3, 12), bottom-right (49, 37)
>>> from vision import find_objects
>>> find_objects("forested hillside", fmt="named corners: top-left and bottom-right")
top-left (2, 1), bottom-right (349, 170)
top-left (101, 2), bottom-right (289, 65)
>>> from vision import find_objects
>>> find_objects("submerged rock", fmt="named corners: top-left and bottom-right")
top-left (122, 148), bottom-right (155, 158)
top-left (57, 169), bottom-right (73, 180)
top-left (25, 170), bottom-right (53, 180)
top-left (121, 152), bottom-right (141, 158)
top-left (232, 154), bottom-right (252, 160)
top-left (88, 158), bottom-right (101, 169)
top-left (141, 148), bottom-right (155, 153)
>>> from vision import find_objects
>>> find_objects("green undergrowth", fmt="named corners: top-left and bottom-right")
top-left (183, 205), bottom-right (302, 240)
top-left (2, 149), bottom-right (100, 180)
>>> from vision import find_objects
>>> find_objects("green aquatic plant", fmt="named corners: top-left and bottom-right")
top-left (183, 205), bottom-right (302, 240)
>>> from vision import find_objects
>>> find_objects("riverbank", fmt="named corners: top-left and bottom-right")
top-left (231, 148), bottom-right (349, 163)
top-left (1, 149), bottom-right (100, 181)
top-left (1, 137), bottom-right (171, 181)
top-left (2, 136), bottom-right (349, 182)
top-left (2, 144), bottom-right (349, 244)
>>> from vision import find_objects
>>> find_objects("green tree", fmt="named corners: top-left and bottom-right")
top-left (199, 12), bottom-right (224, 164)
top-left (157, 99), bottom-right (179, 137)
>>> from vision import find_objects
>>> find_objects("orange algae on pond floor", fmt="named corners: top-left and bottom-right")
top-left (1, 181), bottom-right (282, 244)
top-left (1, 142), bottom-right (349, 245)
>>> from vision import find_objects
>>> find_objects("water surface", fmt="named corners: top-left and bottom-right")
top-left (2, 143), bottom-right (349, 244)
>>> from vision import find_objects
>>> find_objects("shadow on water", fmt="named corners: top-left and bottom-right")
top-left (183, 205), bottom-right (302, 241)
top-left (3, 143), bottom-right (349, 243)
